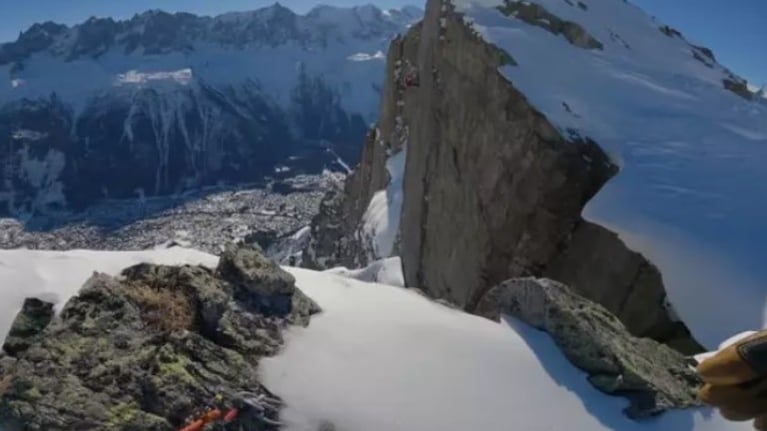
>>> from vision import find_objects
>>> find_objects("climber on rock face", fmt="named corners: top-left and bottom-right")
top-left (698, 330), bottom-right (767, 430)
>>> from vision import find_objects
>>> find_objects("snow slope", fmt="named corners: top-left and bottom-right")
top-left (324, 256), bottom-right (405, 286)
top-left (0, 248), bottom-right (755, 430)
top-left (262, 267), bottom-right (751, 431)
top-left (455, 0), bottom-right (767, 347)
top-left (359, 148), bottom-right (406, 260)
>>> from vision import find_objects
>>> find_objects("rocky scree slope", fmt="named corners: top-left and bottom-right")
top-left (0, 4), bottom-right (420, 216)
top-left (0, 244), bottom-right (319, 430)
top-left (303, 0), bottom-right (706, 354)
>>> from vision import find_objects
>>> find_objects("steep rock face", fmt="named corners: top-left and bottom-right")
top-left (475, 278), bottom-right (702, 419)
top-left (305, 0), bottom-right (702, 353)
top-left (544, 221), bottom-right (699, 353)
top-left (0, 5), bottom-right (420, 216)
top-left (0, 244), bottom-right (318, 430)
top-left (397, 0), bottom-right (701, 352)
top-left (302, 24), bottom-right (422, 269)
top-left (400, 0), bottom-right (616, 310)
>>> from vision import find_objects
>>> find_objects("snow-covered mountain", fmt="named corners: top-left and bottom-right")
top-left (453, 0), bottom-right (767, 347)
top-left (302, 0), bottom-right (767, 351)
top-left (0, 4), bottom-right (421, 215)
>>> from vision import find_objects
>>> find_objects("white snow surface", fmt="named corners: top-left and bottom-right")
top-left (261, 267), bottom-right (752, 431)
top-left (324, 256), bottom-right (405, 286)
top-left (116, 68), bottom-right (193, 86)
top-left (456, 0), bottom-right (767, 347)
top-left (0, 248), bottom-right (755, 430)
top-left (360, 148), bottom-right (406, 260)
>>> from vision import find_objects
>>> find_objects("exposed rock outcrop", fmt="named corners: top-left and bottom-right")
top-left (302, 24), bottom-right (424, 269)
top-left (0, 244), bottom-right (318, 430)
top-left (544, 221), bottom-right (701, 354)
top-left (476, 278), bottom-right (702, 419)
top-left (723, 76), bottom-right (755, 100)
top-left (496, 0), bottom-right (603, 50)
top-left (303, 0), bottom-right (702, 354)
top-left (2, 298), bottom-right (55, 357)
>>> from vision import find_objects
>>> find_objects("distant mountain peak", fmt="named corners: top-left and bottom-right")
top-left (0, 4), bottom-right (423, 66)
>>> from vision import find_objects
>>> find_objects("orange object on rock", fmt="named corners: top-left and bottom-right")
top-left (178, 408), bottom-right (222, 431)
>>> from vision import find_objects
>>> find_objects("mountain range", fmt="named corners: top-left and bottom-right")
top-left (0, 3), bottom-right (421, 215)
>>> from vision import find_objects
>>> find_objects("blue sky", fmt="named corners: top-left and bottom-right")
top-left (0, 0), bottom-right (764, 84)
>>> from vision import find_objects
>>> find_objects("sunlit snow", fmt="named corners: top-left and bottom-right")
top-left (325, 256), bottom-right (405, 287)
top-left (261, 267), bottom-right (753, 431)
top-left (0, 248), bottom-right (752, 431)
top-left (347, 51), bottom-right (386, 61)
top-left (115, 68), bottom-right (193, 86)
top-left (360, 149), bottom-right (406, 260)
top-left (455, 0), bottom-right (767, 347)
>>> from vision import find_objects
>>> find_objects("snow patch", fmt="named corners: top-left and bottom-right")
top-left (325, 257), bottom-right (404, 287)
top-left (115, 68), bottom-right (193, 86)
top-left (360, 148), bottom-right (406, 260)
top-left (347, 51), bottom-right (386, 62)
top-left (12, 130), bottom-right (48, 141)
top-left (268, 226), bottom-right (313, 266)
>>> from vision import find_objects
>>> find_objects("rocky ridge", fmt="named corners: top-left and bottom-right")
top-left (0, 244), bottom-right (318, 430)
top-left (302, 0), bottom-right (702, 354)
top-left (476, 278), bottom-right (702, 419)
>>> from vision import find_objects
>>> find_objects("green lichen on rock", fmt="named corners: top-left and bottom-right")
top-left (107, 402), bottom-right (141, 427)
top-left (0, 244), bottom-right (319, 430)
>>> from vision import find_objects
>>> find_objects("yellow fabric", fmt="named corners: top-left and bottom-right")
top-left (698, 330), bottom-right (767, 429)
